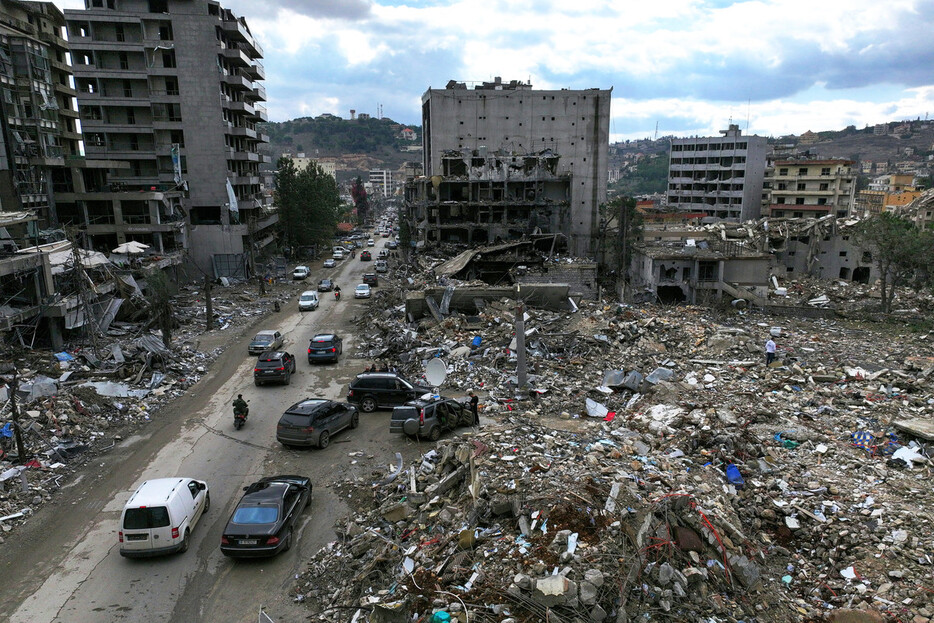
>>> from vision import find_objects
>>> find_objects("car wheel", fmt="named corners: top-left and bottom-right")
top-left (180, 528), bottom-right (191, 553)
top-left (203, 493), bottom-right (211, 513)
top-left (254, 380), bottom-right (261, 387)
top-left (284, 371), bottom-right (291, 385)
top-left (283, 528), bottom-right (293, 552)
top-left (361, 397), bottom-right (377, 413)
top-left (428, 426), bottom-right (441, 442)
top-left (318, 430), bottom-right (330, 449)
top-left (350, 412), bottom-right (360, 429)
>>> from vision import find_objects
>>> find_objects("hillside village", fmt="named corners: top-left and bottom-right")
top-left (0, 2), bottom-right (933, 623)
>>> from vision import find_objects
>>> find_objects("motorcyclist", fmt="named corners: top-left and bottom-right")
top-left (334, 284), bottom-right (341, 300)
top-left (233, 394), bottom-right (248, 419)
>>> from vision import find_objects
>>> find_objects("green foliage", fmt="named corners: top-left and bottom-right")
top-left (146, 270), bottom-right (175, 349)
top-left (275, 156), bottom-right (342, 250)
top-left (598, 196), bottom-right (643, 284)
top-left (608, 154), bottom-right (669, 196)
top-left (261, 117), bottom-right (420, 156)
top-left (854, 212), bottom-right (934, 313)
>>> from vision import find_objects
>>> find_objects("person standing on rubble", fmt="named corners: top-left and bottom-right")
top-left (467, 390), bottom-right (480, 426)
top-left (765, 337), bottom-right (777, 366)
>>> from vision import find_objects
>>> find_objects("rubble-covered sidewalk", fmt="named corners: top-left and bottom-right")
top-left (295, 252), bottom-right (934, 623)
top-left (0, 278), bottom-right (300, 536)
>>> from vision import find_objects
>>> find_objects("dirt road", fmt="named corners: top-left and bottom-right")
top-left (0, 246), bottom-right (423, 623)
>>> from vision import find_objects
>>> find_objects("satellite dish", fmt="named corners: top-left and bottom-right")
top-left (424, 358), bottom-right (447, 388)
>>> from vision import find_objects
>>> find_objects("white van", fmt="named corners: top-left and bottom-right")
top-left (119, 477), bottom-right (210, 558)
top-left (298, 290), bottom-right (319, 311)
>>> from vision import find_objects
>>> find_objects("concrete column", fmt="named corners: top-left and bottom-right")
top-left (48, 317), bottom-right (64, 351)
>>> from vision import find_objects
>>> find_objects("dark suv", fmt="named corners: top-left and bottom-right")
top-left (347, 372), bottom-right (432, 412)
top-left (276, 398), bottom-right (358, 449)
top-left (307, 334), bottom-right (342, 363)
top-left (362, 273), bottom-right (378, 287)
top-left (390, 397), bottom-right (472, 441)
top-left (254, 351), bottom-right (297, 386)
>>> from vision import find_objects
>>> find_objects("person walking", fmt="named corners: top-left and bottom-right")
top-left (467, 390), bottom-right (480, 426)
top-left (765, 337), bottom-right (777, 366)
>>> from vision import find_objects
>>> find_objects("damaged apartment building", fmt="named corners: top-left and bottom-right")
top-left (408, 78), bottom-right (611, 257)
top-left (405, 149), bottom-right (571, 247)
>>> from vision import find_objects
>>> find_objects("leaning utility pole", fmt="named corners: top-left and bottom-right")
top-left (9, 371), bottom-right (27, 463)
top-left (515, 284), bottom-right (528, 393)
top-left (203, 275), bottom-right (213, 332)
top-left (67, 227), bottom-right (100, 354)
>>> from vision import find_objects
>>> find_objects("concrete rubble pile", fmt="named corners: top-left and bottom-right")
top-left (319, 261), bottom-right (934, 622)
top-left (0, 279), bottom-right (297, 536)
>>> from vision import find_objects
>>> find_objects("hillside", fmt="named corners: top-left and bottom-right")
top-left (260, 116), bottom-right (422, 183)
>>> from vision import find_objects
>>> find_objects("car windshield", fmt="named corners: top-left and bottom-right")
top-left (232, 504), bottom-right (279, 525)
top-left (253, 334), bottom-right (273, 343)
top-left (300, 294), bottom-right (315, 301)
top-left (124, 506), bottom-right (170, 529)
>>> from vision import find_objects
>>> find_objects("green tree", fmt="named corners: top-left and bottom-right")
top-left (855, 213), bottom-right (934, 314)
top-left (146, 270), bottom-right (175, 349)
top-left (275, 157), bottom-right (342, 253)
top-left (398, 218), bottom-right (412, 261)
top-left (598, 197), bottom-right (643, 290)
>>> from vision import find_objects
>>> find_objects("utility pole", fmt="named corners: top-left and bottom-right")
top-left (248, 212), bottom-right (265, 296)
top-left (203, 275), bottom-right (213, 332)
top-left (67, 227), bottom-right (99, 354)
top-left (618, 200), bottom-right (629, 301)
top-left (515, 284), bottom-right (527, 393)
top-left (8, 371), bottom-right (27, 463)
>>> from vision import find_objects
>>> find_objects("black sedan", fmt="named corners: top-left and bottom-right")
top-left (317, 278), bottom-right (333, 292)
top-left (220, 475), bottom-right (311, 558)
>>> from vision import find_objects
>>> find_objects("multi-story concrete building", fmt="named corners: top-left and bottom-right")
top-left (764, 157), bottom-right (857, 219)
top-left (65, 0), bottom-right (275, 277)
top-left (368, 169), bottom-right (392, 197)
top-left (666, 124), bottom-right (768, 221)
top-left (417, 78), bottom-right (611, 256)
top-left (0, 0), bottom-right (80, 227)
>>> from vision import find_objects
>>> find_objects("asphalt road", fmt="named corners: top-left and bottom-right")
top-left (0, 242), bottom-right (421, 623)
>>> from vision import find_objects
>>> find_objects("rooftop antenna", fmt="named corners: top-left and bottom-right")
top-left (746, 99), bottom-right (751, 131)
top-left (654, 121), bottom-right (658, 141)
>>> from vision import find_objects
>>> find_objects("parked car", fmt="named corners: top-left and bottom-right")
top-left (119, 477), bottom-right (209, 558)
top-left (323, 259), bottom-right (336, 268)
top-left (386, 240), bottom-right (398, 250)
top-left (359, 250), bottom-right (371, 261)
top-left (362, 273), bottom-right (379, 287)
top-left (332, 249), bottom-right (344, 260)
top-left (377, 249), bottom-right (389, 259)
top-left (248, 330), bottom-right (283, 356)
top-left (375, 260), bottom-right (388, 273)
top-left (354, 284), bottom-right (371, 299)
top-left (367, 238), bottom-right (375, 247)
top-left (253, 351), bottom-right (297, 386)
top-left (347, 372), bottom-right (432, 413)
top-left (307, 333), bottom-right (343, 363)
top-left (292, 265), bottom-right (310, 280)
top-left (390, 396), bottom-right (473, 441)
top-left (220, 475), bottom-right (311, 558)
top-left (276, 399), bottom-right (358, 448)
top-left (317, 278), bottom-right (333, 292)
top-left (382, 231), bottom-right (390, 237)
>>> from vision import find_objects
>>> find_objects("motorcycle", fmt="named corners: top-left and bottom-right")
top-left (233, 406), bottom-right (249, 430)
top-left (334, 289), bottom-right (341, 301)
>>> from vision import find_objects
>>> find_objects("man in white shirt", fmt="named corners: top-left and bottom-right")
top-left (765, 338), bottom-right (777, 366)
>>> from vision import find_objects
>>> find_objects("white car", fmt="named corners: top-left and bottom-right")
top-left (119, 477), bottom-right (209, 557)
top-left (367, 239), bottom-right (375, 247)
top-left (333, 250), bottom-right (344, 260)
top-left (292, 265), bottom-right (310, 280)
top-left (323, 259), bottom-right (336, 268)
top-left (354, 284), bottom-right (371, 299)
top-left (298, 290), bottom-right (319, 311)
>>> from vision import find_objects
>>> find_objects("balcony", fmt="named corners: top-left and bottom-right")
top-left (220, 20), bottom-right (263, 57)
top-left (229, 175), bottom-right (259, 186)
top-left (245, 84), bottom-right (266, 103)
top-left (245, 62), bottom-right (264, 80)
top-left (223, 73), bottom-right (253, 91)
top-left (224, 100), bottom-right (255, 116)
top-left (253, 105), bottom-right (268, 121)
top-left (221, 47), bottom-right (251, 67)
top-left (228, 126), bottom-right (257, 139)
top-left (231, 151), bottom-right (259, 162)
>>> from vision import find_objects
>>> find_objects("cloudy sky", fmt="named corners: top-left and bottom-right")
top-left (58, 0), bottom-right (934, 142)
